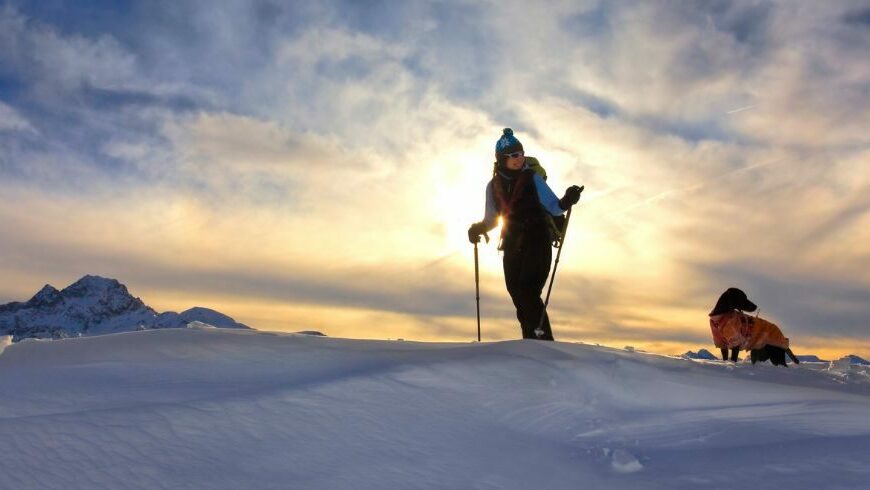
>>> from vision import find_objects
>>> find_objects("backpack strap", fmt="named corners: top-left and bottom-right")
top-left (492, 158), bottom-right (565, 247)
top-left (492, 171), bottom-right (531, 235)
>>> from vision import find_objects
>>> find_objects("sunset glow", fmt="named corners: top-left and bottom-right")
top-left (1, 1), bottom-right (868, 359)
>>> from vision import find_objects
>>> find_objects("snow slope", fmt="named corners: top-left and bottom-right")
top-left (1, 329), bottom-right (870, 489)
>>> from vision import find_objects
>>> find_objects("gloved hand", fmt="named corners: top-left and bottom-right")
top-left (467, 222), bottom-right (489, 244)
top-left (559, 185), bottom-right (584, 210)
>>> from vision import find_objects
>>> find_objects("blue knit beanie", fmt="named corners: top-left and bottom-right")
top-left (495, 128), bottom-right (523, 155)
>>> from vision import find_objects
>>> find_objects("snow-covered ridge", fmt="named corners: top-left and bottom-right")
top-left (1, 329), bottom-right (870, 489)
top-left (0, 275), bottom-right (250, 340)
top-left (681, 348), bottom-right (869, 368)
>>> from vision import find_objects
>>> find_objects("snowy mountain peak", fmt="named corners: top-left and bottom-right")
top-left (797, 355), bottom-right (827, 363)
top-left (840, 355), bottom-right (870, 366)
top-left (58, 274), bottom-right (150, 319)
top-left (681, 348), bottom-right (718, 360)
top-left (27, 284), bottom-right (61, 307)
top-left (0, 275), bottom-right (250, 340)
top-left (153, 306), bottom-right (249, 330)
top-left (63, 275), bottom-right (127, 297)
top-left (181, 307), bottom-right (235, 324)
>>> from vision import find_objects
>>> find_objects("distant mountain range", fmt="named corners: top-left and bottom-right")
top-left (0, 275), bottom-right (250, 341)
top-left (681, 349), bottom-right (869, 366)
top-left (681, 349), bottom-right (718, 360)
top-left (796, 355), bottom-right (826, 363)
top-left (836, 354), bottom-right (870, 366)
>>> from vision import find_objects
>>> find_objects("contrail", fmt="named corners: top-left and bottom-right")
top-left (727, 105), bottom-right (756, 114)
top-left (420, 251), bottom-right (458, 270)
top-left (598, 159), bottom-right (781, 220)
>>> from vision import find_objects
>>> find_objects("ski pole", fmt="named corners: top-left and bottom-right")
top-left (535, 195), bottom-right (579, 338)
top-left (473, 232), bottom-right (489, 342)
top-left (474, 240), bottom-right (481, 342)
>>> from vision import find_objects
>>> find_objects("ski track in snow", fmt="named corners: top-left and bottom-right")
top-left (1, 329), bottom-right (870, 489)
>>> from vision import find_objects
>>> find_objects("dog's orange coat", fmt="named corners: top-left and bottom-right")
top-left (709, 311), bottom-right (790, 351)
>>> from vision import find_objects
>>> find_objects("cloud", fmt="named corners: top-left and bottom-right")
top-left (522, 2), bottom-right (869, 148)
top-left (512, 91), bottom-right (869, 350)
top-left (843, 6), bottom-right (870, 26)
top-left (0, 1), bottom-right (868, 357)
top-left (0, 201), bottom-right (503, 320)
top-left (0, 101), bottom-right (33, 131)
top-left (0, 5), bottom-right (136, 96)
top-left (0, 5), bottom-right (214, 191)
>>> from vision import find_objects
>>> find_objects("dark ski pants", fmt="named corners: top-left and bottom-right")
top-left (503, 234), bottom-right (554, 340)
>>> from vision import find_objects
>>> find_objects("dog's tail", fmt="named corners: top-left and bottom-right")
top-left (786, 348), bottom-right (800, 365)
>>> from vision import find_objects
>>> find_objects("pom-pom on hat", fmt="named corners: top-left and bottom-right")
top-left (495, 128), bottom-right (524, 155)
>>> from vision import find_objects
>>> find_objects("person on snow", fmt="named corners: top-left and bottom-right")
top-left (708, 287), bottom-right (799, 366)
top-left (467, 128), bottom-right (582, 341)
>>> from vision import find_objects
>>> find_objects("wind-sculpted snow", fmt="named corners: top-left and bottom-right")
top-left (1, 330), bottom-right (870, 489)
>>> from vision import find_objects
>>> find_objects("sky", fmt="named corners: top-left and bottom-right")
top-left (1, 0), bottom-right (868, 359)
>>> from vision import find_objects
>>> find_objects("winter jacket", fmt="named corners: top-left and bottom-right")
top-left (709, 311), bottom-right (790, 351)
top-left (480, 163), bottom-right (563, 232)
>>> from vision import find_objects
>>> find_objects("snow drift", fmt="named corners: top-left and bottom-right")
top-left (1, 329), bottom-right (869, 489)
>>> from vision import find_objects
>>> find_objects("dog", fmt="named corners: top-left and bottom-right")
top-left (709, 288), bottom-right (799, 366)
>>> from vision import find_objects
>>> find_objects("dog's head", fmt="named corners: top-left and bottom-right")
top-left (710, 287), bottom-right (757, 316)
